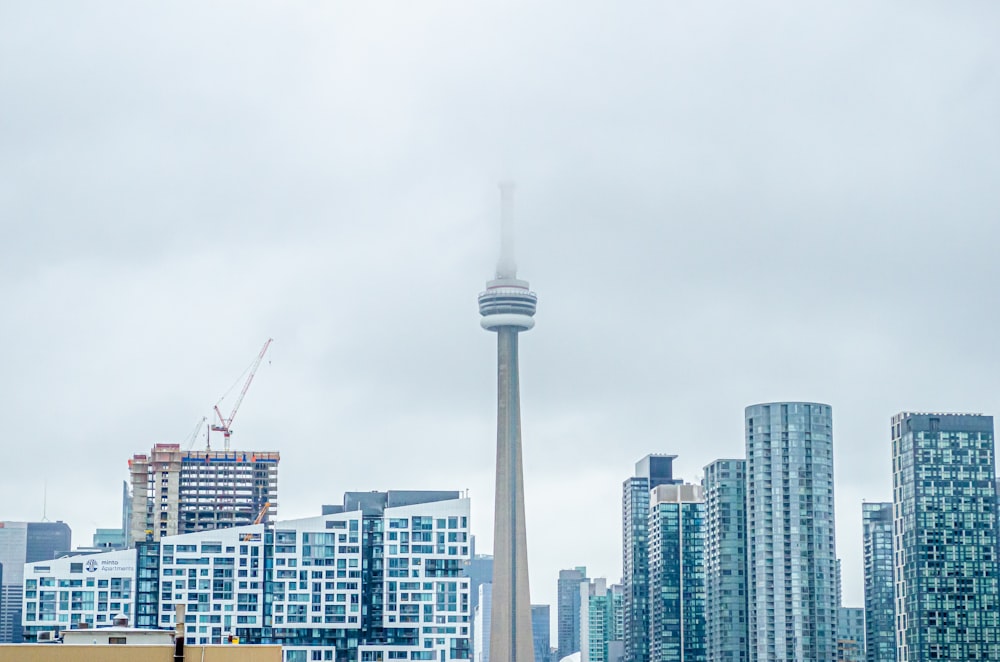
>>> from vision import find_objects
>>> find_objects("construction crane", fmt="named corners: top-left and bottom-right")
top-left (242, 502), bottom-right (271, 541)
top-left (211, 338), bottom-right (273, 451)
top-left (183, 416), bottom-right (208, 451)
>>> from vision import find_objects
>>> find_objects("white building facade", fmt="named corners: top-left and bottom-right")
top-left (22, 547), bottom-right (136, 638)
top-left (21, 491), bottom-right (470, 662)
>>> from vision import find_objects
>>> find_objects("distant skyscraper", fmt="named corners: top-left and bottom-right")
top-left (558, 567), bottom-right (587, 659)
top-left (581, 578), bottom-right (626, 662)
top-left (476, 583), bottom-right (494, 662)
top-left (532, 605), bottom-right (551, 662)
top-left (745, 402), bottom-right (838, 662)
top-left (836, 607), bottom-right (864, 662)
top-left (647, 483), bottom-right (705, 662)
top-left (127, 442), bottom-right (279, 544)
top-left (465, 544), bottom-right (495, 659)
top-left (623, 455), bottom-right (681, 662)
top-left (862, 502), bottom-right (894, 662)
top-left (891, 412), bottom-right (1000, 661)
top-left (0, 521), bottom-right (71, 643)
top-left (703, 458), bottom-right (748, 662)
top-left (479, 183), bottom-right (537, 662)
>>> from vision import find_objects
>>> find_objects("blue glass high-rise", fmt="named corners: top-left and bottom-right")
top-left (861, 502), bottom-right (894, 662)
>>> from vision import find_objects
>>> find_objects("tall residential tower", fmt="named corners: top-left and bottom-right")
top-left (891, 412), bottom-right (1000, 661)
top-left (745, 402), bottom-right (838, 662)
top-left (622, 455), bottom-right (681, 662)
top-left (702, 459), bottom-right (748, 662)
top-left (479, 183), bottom-right (537, 662)
top-left (647, 483), bottom-right (706, 662)
top-left (861, 502), bottom-right (894, 662)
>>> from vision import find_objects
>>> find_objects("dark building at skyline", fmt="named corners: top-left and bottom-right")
top-left (0, 520), bottom-right (72, 643)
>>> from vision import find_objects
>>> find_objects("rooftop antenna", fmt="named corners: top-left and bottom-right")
top-left (42, 480), bottom-right (50, 522)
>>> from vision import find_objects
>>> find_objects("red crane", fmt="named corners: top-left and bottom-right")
top-left (211, 338), bottom-right (273, 451)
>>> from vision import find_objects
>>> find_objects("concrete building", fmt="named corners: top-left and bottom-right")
top-left (836, 607), bottom-right (864, 662)
top-left (127, 443), bottom-right (279, 545)
top-left (861, 502), bottom-right (894, 662)
top-left (23, 490), bottom-right (471, 662)
top-left (557, 567), bottom-right (587, 659)
top-left (745, 402), bottom-right (838, 662)
top-left (647, 484), bottom-right (705, 662)
top-left (0, 521), bottom-right (72, 643)
top-left (531, 605), bottom-right (551, 662)
top-left (478, 183), bottom-right (538, 662)
top-left (622, 455), bottom-right (681, 662)
top-left (702, 459), bottom-right (748, 662)
top-left (891, 412), bottom-right (1000, 661)
top-left (475, 583), bottom-right (493, 662)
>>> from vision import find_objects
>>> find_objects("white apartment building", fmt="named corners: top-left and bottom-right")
top-left (22, 490), bottom-right (470, 662)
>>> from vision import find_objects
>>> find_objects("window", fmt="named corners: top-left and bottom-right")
top-left (109, 637), bottom-right (127, 645)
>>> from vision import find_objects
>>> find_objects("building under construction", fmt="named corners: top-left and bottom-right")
top-left (127, 443), bottom-right (279, 545)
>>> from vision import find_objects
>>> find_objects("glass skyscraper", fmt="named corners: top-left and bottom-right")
top-left (0, 520), bottom-right (71, 643)
top-left (531, 605), bottom-right (551, 662)
top-left (647, 483), bottom-right (705, 662)
top-left (622, 455), bottom-right (681, 662)
top-left (745, 402), bottom-right (838, 662)
top-left (891, 412), bottom-right (1000, 661)
top-left (558, 566), bottom-right (587, 660)
top-left (862, 502), bottom-right (894, 662)
top-left (702, 459), bottom-right (748, 662)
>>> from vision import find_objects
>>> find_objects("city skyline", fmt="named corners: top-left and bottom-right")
top-left (3, 0), bottom-right (1000, 632)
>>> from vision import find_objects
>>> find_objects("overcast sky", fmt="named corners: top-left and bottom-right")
top-left (3, 1), bottom-right (1000, 620)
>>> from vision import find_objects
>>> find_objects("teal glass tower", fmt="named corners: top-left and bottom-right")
top-left (479, 183), bottom-right (537, 662)
top-left (862, 502), bottom-right (894, 662)
top-left (891, 412), bottom-right (1000, 661)
top-left (745, 402), bottom-right (838, 662)
top-left (702, 459), bottom-right (748, 662)
top-left (623, 455), bottom-right (681, 662)
top-left (647, 483), bottom-right (706, 662)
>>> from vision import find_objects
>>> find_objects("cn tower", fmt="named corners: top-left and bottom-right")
top-left (478, 183), bottom-right (537, 662)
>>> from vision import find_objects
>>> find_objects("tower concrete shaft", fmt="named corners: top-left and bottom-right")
top-left (479, 183), bottom-right (537, 662)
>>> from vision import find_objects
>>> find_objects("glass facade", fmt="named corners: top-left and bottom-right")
top-left (891, 412), bottom-right (1000, 661)
top-left (862, 502), bottom-right (894, 662)
top-left (531, 604), bottom-right (551, 662)
top-left (702, 459), bottom-right (748, 662)
top-left (836, 607), bottom-right (864, 662)
top-left (622, 455), bottom-right (680, 662)
top-left (647, 484), bottom-right (705, 662)
top-left (745, 402), bottom-right (838, 662)
top-left (557, 567), bottom-right (587, 659)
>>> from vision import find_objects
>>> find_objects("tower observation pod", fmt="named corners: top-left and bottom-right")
top-left (479, 182), bottom-right (536, 662)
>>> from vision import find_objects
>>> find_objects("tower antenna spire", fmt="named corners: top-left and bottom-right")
top-left (496, 182), bottom-right (517, 279)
